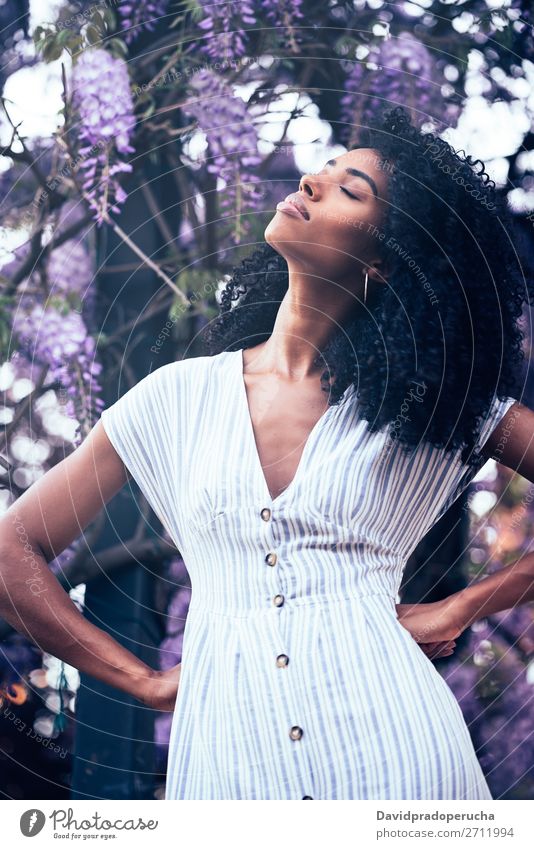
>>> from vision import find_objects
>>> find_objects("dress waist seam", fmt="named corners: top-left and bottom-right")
top-left (187, 590), bottom-right (397, 619)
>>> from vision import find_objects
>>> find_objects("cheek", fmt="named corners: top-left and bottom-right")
top-left (316, 209), bottom-right (365, 239)
top-left (320, 220), bottom-right (367, 260)
top-left (305, 214), bottom-right (357, 245)
top-left (264, 213), bottom-right (368, 271)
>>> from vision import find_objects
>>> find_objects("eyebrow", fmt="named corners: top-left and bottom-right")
top-left (324, 159), bottom-right (379, 198)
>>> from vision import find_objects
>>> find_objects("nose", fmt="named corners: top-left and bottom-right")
top-left (298, 171), bottom-right (323, 199)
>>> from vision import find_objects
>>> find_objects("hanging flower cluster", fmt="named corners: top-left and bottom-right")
top-left (5, 201), bottom-right (104, 430)
top-left (11, 304), bottom-right (105, 427)
top-left (70, 49), bottom-right (135, 225)
top-left (184, 69), bottom-right (264, 250)
top-left (46, 239), bottom-right (98, 325)
top-left (47, 200), bottom-right (96, 314)
top-left (118, 0), bottom-right (170, 44)
top-left (47, 240), bottom-right (93, 298)
top-left (196, 0), bottom-right (257, 59)
top-left (340, 31), bottom-right (461, 144)
top-left (259, 0), bottom-right (303, 50)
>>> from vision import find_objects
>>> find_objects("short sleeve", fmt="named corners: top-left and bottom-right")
top-left (470, 394), bottom-right (518, 460)
top-left (100, 362), bottom-right (180, 532)
top-left (427, 394), bottom-right (518, 524)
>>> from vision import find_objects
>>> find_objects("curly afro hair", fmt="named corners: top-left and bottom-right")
top-left (202, 106), bottom-right (531, 465)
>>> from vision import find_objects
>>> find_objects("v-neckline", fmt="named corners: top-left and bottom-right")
top-left (235, 347), bottom-right (354, 506)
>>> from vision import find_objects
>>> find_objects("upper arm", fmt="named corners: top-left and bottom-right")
top-left (0, 359), bottom-right (187, 564)
top-left (480, 401), bottom-right (534, 481)
top-left (0, 420), bottom-right (129, 563)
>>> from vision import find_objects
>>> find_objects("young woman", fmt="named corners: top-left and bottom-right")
top-left (1, 107), bottom-right (533, 800)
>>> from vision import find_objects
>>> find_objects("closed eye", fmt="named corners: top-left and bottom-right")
top-left (340, 186), bottom-right (360, 200)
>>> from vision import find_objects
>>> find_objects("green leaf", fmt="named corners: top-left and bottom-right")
top-left (68, 35), bottom-right (83, 54)
top-left (95, 332), bottom-right (110, 349)
top-left (142, 98), bottom-right (156, 118)
top-left (48, 295), bottom-right (71, 315)
top-left (188, 1), bottom-right (204, 24)
top-left (64, 291), bottom-right (83, 313)
top-left (33, 38), bottom-right (47, 55)
top-left (91, 10), bottom-right (105, 29)
top-left (108, 37), bottom-right (129, 58)
top-left (56, 28), bottom-right (73, 47)
top-left (103, 9), bottom-right (116, 28)
top-left (42, 39), bottom-right (64, 62)
top-left (174, 268), bottom-right (216, 299)
top-left (85, 25), bottom-right (101, 45)
top-left (32, 25), bottom-right (44, 43)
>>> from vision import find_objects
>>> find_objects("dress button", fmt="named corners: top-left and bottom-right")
top-left (265, 552), bottom-right (277, 566)
top-left (276, 653), bottom-right (289, 667)
top-left (260, 507), bottom-right (271, 521)
top-left (302, 796), bottom-right (313, 800)
top-left (273, 594), bottom-right (284, 607)
top-left (289, 725), bottom-right (303, 740)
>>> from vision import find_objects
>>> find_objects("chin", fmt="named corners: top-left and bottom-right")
top-left (264, 222), bottom-right (282, 253)
top-left (265, 213), bottom-right (285, 239)
top-left (265, 216), bottom-right (299, 255)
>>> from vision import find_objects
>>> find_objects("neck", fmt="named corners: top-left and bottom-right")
top-left (254, 267), bottom-right (359, 379)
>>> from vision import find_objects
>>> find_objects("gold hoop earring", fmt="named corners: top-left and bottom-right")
top-left (363, 270), bottom-right (368, 306)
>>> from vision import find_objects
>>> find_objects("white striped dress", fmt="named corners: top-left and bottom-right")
top-left (100, 349), bottom-right (516, 800)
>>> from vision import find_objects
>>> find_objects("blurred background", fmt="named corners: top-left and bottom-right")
top-left (0, 0), bottom-right (533, 800)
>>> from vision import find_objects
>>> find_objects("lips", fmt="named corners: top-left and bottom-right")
top-left (281, 193), bottom-right (310, 220)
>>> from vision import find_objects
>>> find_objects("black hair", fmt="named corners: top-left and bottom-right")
top-left (202, 106), bottom-right (531, 464)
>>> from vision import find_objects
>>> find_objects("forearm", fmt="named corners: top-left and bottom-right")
top-left (0, 539), bottom-right (154, 701)
top-left (451, 551), bottom-right (534, 629)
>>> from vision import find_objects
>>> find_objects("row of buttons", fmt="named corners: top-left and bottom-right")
top-left (263, 512), bottom-right (280, 609)
top-left (260, 506), bottom-right (313, 801)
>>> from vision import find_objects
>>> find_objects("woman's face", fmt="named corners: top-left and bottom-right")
top-left (264, 147), bottom-right (391, 286)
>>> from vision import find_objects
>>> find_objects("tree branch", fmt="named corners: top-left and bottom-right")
top-left (100, 213), bottom-right (190, 303)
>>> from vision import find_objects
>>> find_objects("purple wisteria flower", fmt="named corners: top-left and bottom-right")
top-left (260, 0), bottom-right (303, 49)
top-left (11, 304), bottom-right (105, 425)
top-left (70, 50), bottom-right (135, 225)
top-left (47, 240), bottom-right (93, 297)
top-left (184, 69), bottom-right (263, 250)
top-left (49, 201), bottom-right (98, 321)
top-left (118, 0), bottom-right (169, 44)
top-left (340, 31), bottom-right (461, 144)
top-left (197, 1), bottom-right (257, 59)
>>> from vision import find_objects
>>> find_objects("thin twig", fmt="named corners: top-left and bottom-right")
top-left (100, 290), bottom-right (175, 348)
top-left (101, 213), bottom-right (189, 303)
top-left (2, 212), bottom-right (94, 296)
top-left (0, 98), bottom-right (62, 203)
top-left (140, 180), bottom-right (177, 248)
top-left (58, 62), bottom-right (190, 305)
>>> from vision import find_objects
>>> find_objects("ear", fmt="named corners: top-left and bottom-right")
top-left (367, 257), bottom-right (390, 286)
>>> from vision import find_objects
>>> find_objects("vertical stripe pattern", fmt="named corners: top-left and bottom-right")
top-left (100, 350), bottom-right (516, 800)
